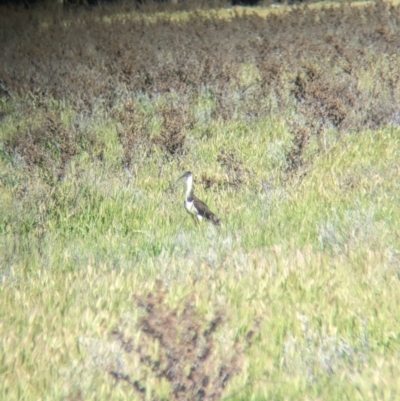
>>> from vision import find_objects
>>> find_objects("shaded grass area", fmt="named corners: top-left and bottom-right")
top-left (1, 1), bottom-right (400, 400)
top-left (1, 0), bottom-right (400, 135)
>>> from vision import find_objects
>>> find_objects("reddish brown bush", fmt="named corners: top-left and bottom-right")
top-left (110, 290), bottom-right (255, 400)
top-left (5, 112), bottom-right (78, 181)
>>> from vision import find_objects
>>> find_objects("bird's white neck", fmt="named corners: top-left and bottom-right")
top-left (185, 174), bottom-right (193, 200)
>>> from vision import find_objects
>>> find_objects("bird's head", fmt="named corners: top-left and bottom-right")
top-left (177, 171), bottom-right (192, 182)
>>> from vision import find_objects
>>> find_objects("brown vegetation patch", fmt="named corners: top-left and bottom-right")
top-left (152, 105), bottom-right (193, 157)
top-left (1, 1), bottom-right (400, 174)
top-left (200, 173), bottom-right (221, 190)
top-left (6, 112), bottom-right (77, 180)
top-left (110, 289), bottom-right (253, 400)
top-left (197, 149), bottom-right (254, 192)
top-left (285, 125), bottom-right (310, 178)
top-left (0, 80), bottom-right (11, 101)
top-left (217, 149), bottom-right (253, 190)
top-left (114, 99), bottom-right (153, 168)
top-left (292, 63), bottom-right (355, 131)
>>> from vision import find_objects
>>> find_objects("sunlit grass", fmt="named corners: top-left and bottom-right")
top-left (37, 0), bottom-right (400, 32)
top-left (2, 0), bottom-right (400, 397)
top-left (1, 91), bottom-right (399, 400)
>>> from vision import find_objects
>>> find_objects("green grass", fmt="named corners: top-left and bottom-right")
top-left (1, 1), bottom-right (400, 397)
top-left (1, 97), bottom-right (400, 400)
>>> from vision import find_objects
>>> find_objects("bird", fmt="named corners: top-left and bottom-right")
top-left (177, 171), bottom-right (221, 227)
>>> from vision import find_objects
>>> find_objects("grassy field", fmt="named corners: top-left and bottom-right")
top-left (1, 1), bottom-right (400, 400)
top-left (2, 112), bottom-right (400, 400)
